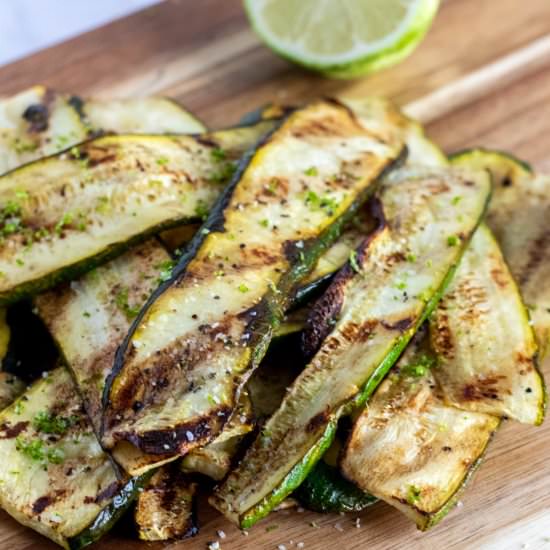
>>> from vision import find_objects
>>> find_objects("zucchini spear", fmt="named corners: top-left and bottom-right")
top-left (211, 165), bottom-right (491, 527)
top-left (0, 120), bottom-right (273, 304)
top-left (340, 334), bottom-right (500, 530)
top-left (0, 367), bottom-right (148, 550)
top-left (430, 224), bottom-right (546, 425)
top-left (102, 100), bottom-right (405, 454)
top-left (451, 149), bottom-right (550, 358)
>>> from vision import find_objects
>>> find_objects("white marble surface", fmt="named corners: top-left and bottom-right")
top-left (0, 0), bottom-right (160, 67)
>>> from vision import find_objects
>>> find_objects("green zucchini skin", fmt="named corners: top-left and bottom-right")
top-left (211, 166), bottom-right (491, 528)
top-left (102, 100), bottom-right (405, 455)
top-left (0, 122), bottom-right (273, 305)
top-left (294, 461), bottom-right (376, 513)
top-left (68, 471), bottom-right (153, 550)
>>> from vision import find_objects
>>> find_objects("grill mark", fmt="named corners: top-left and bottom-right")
top-left (462, 376), bottom-right (507, 401)
top-left (0, 421), bottom-right (29, 439)
top-left (94, 480), bottom-right (120, 504)
top-left (518, 228), bottom-right (550, 286)
top-left (490, 266), bottom-right (509, 288)
top-left (32, 496), bottom-right (53, 515)
top-left (22, 103), bottom-right (50, 133)
top-left (431, 312), bottom-right (454, 360)
top-left (381, 317), bottom-right (414, 332)
top-left (302, 279), bottom-right (345, 359)
top-left (123, 407), bottom-right (231, 454)
top-left (83, 145), bottom-right (118, 167)
top-left (306, 410), bottom-right (329, 434)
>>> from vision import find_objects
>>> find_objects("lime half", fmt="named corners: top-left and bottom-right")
top-left (244, 0), bottom-right (440, 78)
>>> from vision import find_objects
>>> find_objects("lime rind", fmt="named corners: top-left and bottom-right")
top-left (244, 0), bottom-right (440, 79)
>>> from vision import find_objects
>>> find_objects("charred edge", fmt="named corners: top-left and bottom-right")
top-left (32, 495), bottom-right (53, 515)
top-left (22, 103), bottom-right (50, 133)
top-left (103, 116), bottom-right (288, 430)
top-left (301, 201), bottom-right (387, 359)
top-left (381, 317), bottom-right (414, 332)
top-left (94, 481), bottom-right (121, 504)
top-left (518, 228), bottom-right (550, 286)
top-left (306, 410), bottom-right (330, 434)
top-left (124, 407), bottom-right (231, 455)
top-left (302, 280), bottom-right (345, 360)
top-left (68, 95), bottom-right (85, 119)
top-left (0, 420), bottom-right (29, 439)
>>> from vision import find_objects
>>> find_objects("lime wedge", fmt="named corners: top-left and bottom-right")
top-left (244, 0), bottom-right (440, 78)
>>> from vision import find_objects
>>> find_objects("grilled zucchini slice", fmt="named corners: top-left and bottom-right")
top-left (134, 465), bottom-right (197, 541)
top-left (430, 224), bottom-right (545, 424)
top-left (0, 367), bottom-right (142, 549)
top-left (340, 339), bottom-right (500, 530)
top-left (102, 100), bottom-right (405, 455)
top-left (211, 165), bottom-right (491, 527)
top-left (80, 97), bottom-right (206, 135)
top-left (451, 149), bottom-right (550, 358)
top-left (0, 120), bottom-right (272, 304)
top-left (0, 86), bottom-right (88, 175)
top-left (35, 240), bottom-right (180, 476)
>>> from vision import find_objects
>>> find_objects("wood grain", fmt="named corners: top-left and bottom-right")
top-left (1, 0), bottom-right (550, 548)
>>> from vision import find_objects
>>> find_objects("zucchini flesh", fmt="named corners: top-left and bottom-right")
top-left (211, 166), bottom-right (491, 527)
top-left (0, 121), bottom-right (273, 304)
top-left (342, 97), bottom-right (448, 167)
top-left (0, 371), bottom-right (24, 410)
top-left (181, 391), bottom-right (254, 480)
top-left (102, 100), bottom-right (405, 454)
top-left (340, 339), bottom-right (500, 530)
top-left (134, 465), bottom-right (197, 541)
top-left (0, 86), bottom-right (88, 175)
top-left (430, 224), bottom-right (545, 425)
top-left (0, 367), bottom-right (130, 549)
top-left (80, 97), bottom-right (206, 135)
top-left (35, 240), bottom-right (179, 476)
top-left (450, 149), bottom-right (550, 358)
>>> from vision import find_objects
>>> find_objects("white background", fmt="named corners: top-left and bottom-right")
top-left (0, 0), bottom-right (160, 67)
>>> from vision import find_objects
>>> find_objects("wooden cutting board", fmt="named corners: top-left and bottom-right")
top-left (1, 1), bottom-right (550, 548)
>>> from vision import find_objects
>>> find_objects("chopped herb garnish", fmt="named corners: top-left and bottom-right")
top-left (259, 218), bottom-right (269, 228)
top-left (451, 196), bottom-right (462, 205)
top-left (406, 253), bottom-right (417, 263)
top-left (33, 411), bottom-right (79, 435)
top-left (208, 160), bottom-right (237, 184)
top-left (115, 287), bottom-right (141, 320)
top-left (447, 235), bottom-right (459, 247)
top-left (304, 166), bottom-right (318, 176)
top-left (211, 148), bottom-right (226, 162)
top-left (238, 283), bottom-right (249, 293)
top-left (55, 212), bottom-right (74, 235)
top-left (349, 250), bottom-right (361, 274)
top-left (304, 190), bottom-right (339, 215)
top-left (266, 178), bottom-right (278, 194)
top-left (156, 156), bottom-right (169, 166)
top-left (406, 484), bottom-right (422, 505)
top-left (156, 260), bottom-right (176, 283)
top-left (16, 258), bottom-right (24, 266)
top-left (194, 200), bottom-right (209, 221)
